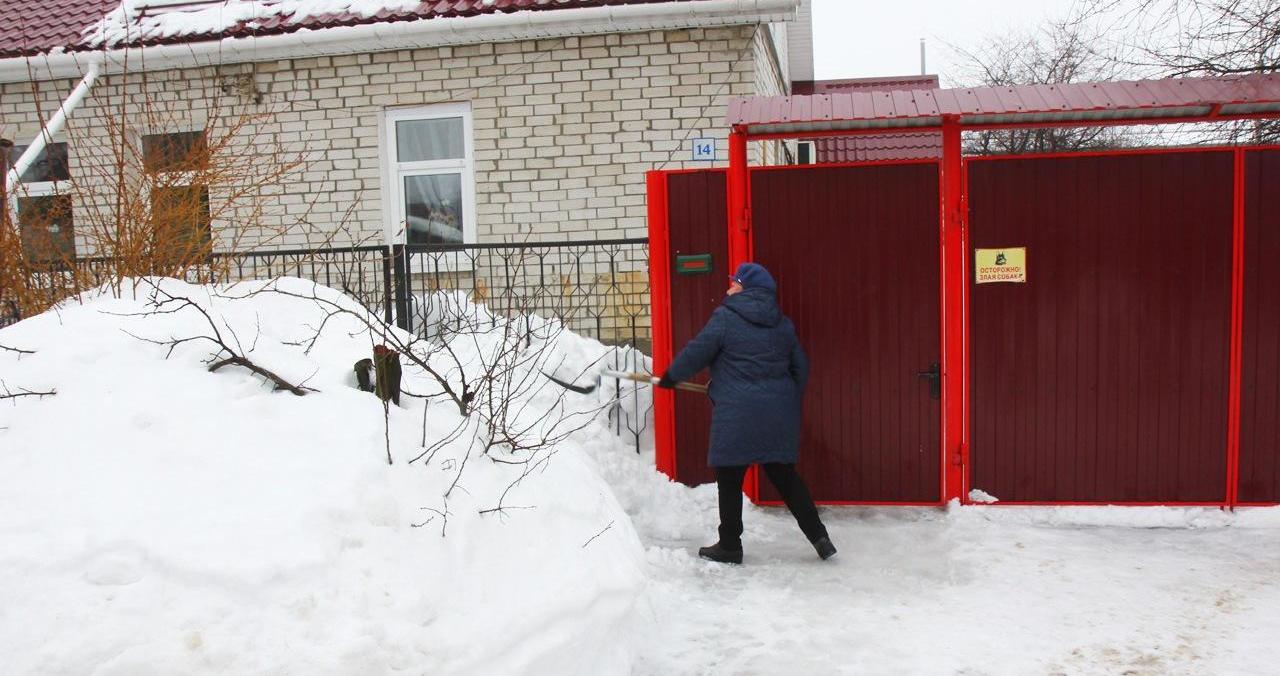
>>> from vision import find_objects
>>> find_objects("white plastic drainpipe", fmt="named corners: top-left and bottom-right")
top-left (5, 59), bottom-right (101, 193)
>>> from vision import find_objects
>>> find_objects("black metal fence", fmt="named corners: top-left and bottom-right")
top-left (394, 238), bottom-right (651, 350)
top-left (3, 239), bottom-right (652, 349)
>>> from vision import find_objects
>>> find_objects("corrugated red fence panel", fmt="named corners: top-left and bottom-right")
top-left (1240, 149), bottom-right (1280, 503)
top-left (969, 152), bottom-right (1233, 503)
top-left (751, 164), bottom-right (942, 502)
top-left (665, 170), bottom-right (728, 487)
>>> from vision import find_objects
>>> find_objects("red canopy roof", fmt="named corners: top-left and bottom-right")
top-left (731, 74), bottom-right (1280, 135)
top-left (792, 75), bottom-right (941, 162)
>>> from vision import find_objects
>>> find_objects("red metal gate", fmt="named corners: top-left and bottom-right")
top-left (751, 163), bottom-right (942, 503)
top-left (649, 169), bottom-right (728, 487)
top-left (968, 150), bottom-right (1234, 503)
top-left (649, 145), bottom-right (1280, 508)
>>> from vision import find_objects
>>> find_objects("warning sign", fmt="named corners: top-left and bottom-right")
top-left (975, 247), bottom-right (1027, 284)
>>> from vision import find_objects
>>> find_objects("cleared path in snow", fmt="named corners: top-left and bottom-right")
top-left (633, 503), bottom-right (1280, 675)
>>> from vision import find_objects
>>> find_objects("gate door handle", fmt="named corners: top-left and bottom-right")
top-left (916, 362), bottom-right (941, 400)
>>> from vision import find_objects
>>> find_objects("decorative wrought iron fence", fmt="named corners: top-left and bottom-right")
top-left (394, 238), bottom-right (651, 350)
top-left (5, 239), bottom-right (652, 349)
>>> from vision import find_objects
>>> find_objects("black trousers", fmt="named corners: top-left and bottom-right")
top-left (716, 463), bottom-right (827, 550)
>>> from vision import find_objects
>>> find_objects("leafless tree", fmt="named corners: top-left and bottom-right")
top-left (245, 247), bottom-right (614, 528)
top-left (3, 52), bottom-right (353, 323)
top-left (1082, 0), bottom-right (1280, 143)
top-left (950, 7), bottom-right (1136, 155)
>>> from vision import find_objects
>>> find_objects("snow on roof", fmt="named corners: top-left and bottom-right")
top-left (0, 0), bottom-right (709, 58)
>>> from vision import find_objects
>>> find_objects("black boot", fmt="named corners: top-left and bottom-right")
top-left (812, 536), bottom-right (837, 561)
top-left (698, 541), bottom-right (743, 564)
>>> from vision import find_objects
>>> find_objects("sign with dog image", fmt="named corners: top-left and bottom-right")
top-left (975, 247), bottom-right (1027, 284)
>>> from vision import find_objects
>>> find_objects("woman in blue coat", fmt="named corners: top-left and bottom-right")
top-left (659, 262), bottom-right (836, 564)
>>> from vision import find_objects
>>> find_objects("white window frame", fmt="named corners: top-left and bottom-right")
top-left (7, 140), bottom-right (74, 258)
top-left (382, 102), bottom-right (477, 247)
top-left (796, 140), bottom-right (817, 165)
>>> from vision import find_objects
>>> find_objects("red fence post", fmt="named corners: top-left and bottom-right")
top-left (941, 116), bottom-right (967, 503)
top-left (727, 129), bottom-right (751, 267)
top-left (647, 170), bottom-right (677, 480)
top-left (727, 129), bottom-right (762, 500)
top-left (1226, 149), bottom-right (1246, 507)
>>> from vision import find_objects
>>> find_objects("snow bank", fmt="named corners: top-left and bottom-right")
top-left (0, 278), bottom-right (647, 675)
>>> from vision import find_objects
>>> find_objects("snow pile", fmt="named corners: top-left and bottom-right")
top-left (0, 278), bottom-right (647, 676)
top-left (967, 488), bottom-right (999, 503)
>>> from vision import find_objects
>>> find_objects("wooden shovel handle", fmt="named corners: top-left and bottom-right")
top-left (602, 370), bottom-right (708, 394)
top-left (672, 381), bottom-right (709, 394)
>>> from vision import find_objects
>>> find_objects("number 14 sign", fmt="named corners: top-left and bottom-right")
top-left (691, 138), bottom-right (716, 162)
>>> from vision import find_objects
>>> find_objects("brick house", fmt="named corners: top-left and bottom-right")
top-left (1, 0), bottom-right (813, 257)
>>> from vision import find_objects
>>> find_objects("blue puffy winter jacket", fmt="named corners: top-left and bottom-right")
top-left (665, 286), bottom-right (809, 467)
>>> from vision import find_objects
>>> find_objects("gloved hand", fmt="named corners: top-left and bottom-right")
top-left (656, 373), bottom-right (677, 389)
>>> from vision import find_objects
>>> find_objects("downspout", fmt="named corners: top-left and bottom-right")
top-left (4, 59), bottom-right (101, 193)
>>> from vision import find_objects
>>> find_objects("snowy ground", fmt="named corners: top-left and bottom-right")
top-left (4, 279), bottom-right (1279, 675)
top-left (639, 504), bottom-right (1280, 675)
top-left (583, 448), bottom-right (1280, 676)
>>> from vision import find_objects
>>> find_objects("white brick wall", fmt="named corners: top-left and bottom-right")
top-left (752, 23), bottom-right (792, 167)
top-left (4, 24), bottom-right (791, 345)
top-left (3, 25), bottom-right (789, 252)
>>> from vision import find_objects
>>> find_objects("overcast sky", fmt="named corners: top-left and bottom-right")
top-left (811, 0), bottom-right (1079, 86)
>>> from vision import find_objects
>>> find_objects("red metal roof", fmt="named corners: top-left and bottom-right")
top-left (733, 74), bottom-right (1280, 135)
top-left (792, 75), bottom-right (938, 96)
top-left (0, 0), bottom-right (116, 58)
top-left (0, 0), bottom-right (707, 58)
top-left (810, 132), bottom-right (941, 162)
top-left (793, 75), bottom-right (941, 162)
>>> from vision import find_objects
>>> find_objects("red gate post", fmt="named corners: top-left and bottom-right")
top-left (1226, 148), bottom-right (1246, 507)
top-left (726, 127), bottom-right (763, 501)
top-left (727, 128), bottom-right (751, 264)
top-left (940, 115), bottom-right (967, 503)
top-left (647, 170), bottom-right (677, 479)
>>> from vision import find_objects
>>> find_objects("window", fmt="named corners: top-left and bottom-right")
top-left (18, 195), bottom-right (75, 262)
top-left (143, 131), bottom-right (208, 173)
top-left (796, 141), bottom-right (817, 165)
top-left (143, 131), bottom-right (212, 263)
top-left (7, 142), bottom-right (75, 263)
top-left (150, 185), bottom-right (211, 262)
top-left (384, 104), bottom-right (475, 245)
top-left (9, 142), bottom-right (69, 183)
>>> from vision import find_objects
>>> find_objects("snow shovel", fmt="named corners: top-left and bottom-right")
top-left (544, 369), bottom-right (708, 395)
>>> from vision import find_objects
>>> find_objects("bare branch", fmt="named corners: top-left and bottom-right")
top-left (124, 281), bottom-right (316, 396)
top-left (582, 521), bottom-right (616, 549)
top-left (208, 356), bottom-right (315, 396)
top-left (0, 380), bottom-right (56, 402)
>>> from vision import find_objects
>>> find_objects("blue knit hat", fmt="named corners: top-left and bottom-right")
top-left (731, 262), bottom-right (776, 291)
